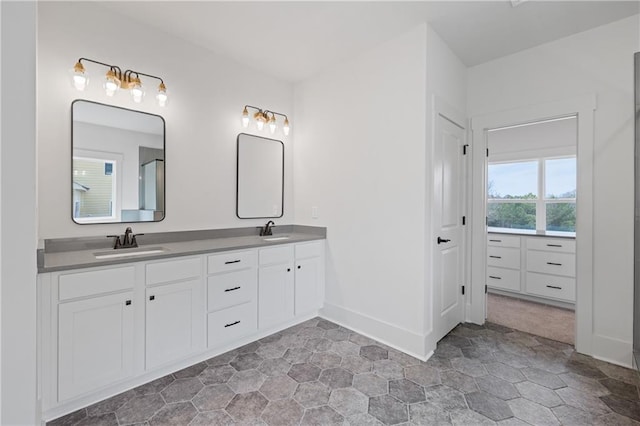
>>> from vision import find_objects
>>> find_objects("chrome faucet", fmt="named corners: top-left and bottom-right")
top-left (260, 221), bottom-right (275, 236)
top-left (107, 226), bottom-right (144, 249)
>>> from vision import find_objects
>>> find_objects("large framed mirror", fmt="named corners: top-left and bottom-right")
top-left (236, 133), bottom-right (284, 219)
top-left (72, 100), bottom-right (165, 224)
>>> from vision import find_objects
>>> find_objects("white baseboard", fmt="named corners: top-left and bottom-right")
top-left (320, 302), bottom-right (427, 360)
top-left (591, 334), bottom-right (633, 368)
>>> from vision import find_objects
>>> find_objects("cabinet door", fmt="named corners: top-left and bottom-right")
top-left (146, 279), bottom-right (200, 370)
top-left (295, 257), bottom-right (321, 315)
top-left (258, 263), bottom-right (294, 329)
top-left (58, 292), bottom-right (134, 401)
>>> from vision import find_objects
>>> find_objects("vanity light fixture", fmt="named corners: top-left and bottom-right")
top-left (70, 58), bottom-right (168, 107)
top-left (241, 105), bottom-right (290, 136)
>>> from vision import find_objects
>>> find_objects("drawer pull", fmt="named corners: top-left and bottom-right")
top-left (489, 239), bottom-right (502, 242)
top-left (488, 276), bottom-right (502, 280)
top-left (489, 255), bottom-right (502, 259)
top-left (224, 320), bottom-right (241, 328)
top-left (547, 262), bottom-right (562, 266)
top-left (546, 285), bottom-right (562, 290)
top-left (546, 244), bottom-right (562, 247)
top-left (224, 260), bottom-right (241, 265)
top-left (224, 286), bottom-right (241, 292)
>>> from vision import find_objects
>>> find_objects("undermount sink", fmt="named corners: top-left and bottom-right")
top-left (262, 236), bottom-right (290, 241)
top-left (94, 247), bottom-right (168, 259)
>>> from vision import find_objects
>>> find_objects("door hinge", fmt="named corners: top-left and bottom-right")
top-left (485, 284), bottom-right (488, 294)
top-left (462, 216), bottom-right (466, 225)
top-left (461, 285), bottom-right (465, 295)
top-left (463, 144), bottom-right (469, 155)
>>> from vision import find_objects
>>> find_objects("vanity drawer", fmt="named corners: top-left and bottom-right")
top-left (487, 234), bottom-right (521, 248)
top-left (295, 241), bottom-right (323, 260)
top-left (208, 269), bottom-right (256, 312)
top-left (487, 267), bottom-right (520, 292)
top-left (487, 246), bottom-right (520, 269)
top-left (59, 266), bottom-right (135, 301)
top-left (526, 272), bottom-right (575, 302)
top-left (527, 237), bottom-right (575, 253)
top-left (146, 257), bottom-right (202, 286)
top-left (207, 250), bottom-right (256, 274)
top-left (259, 245), bottom-right (293, 266)
top-left (526, 251), bottom-right (575, 277)
top-left (207, 302), bottom-right (257, 348)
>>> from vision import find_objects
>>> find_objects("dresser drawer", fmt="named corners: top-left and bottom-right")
top-left (207, 302), bottom-right (257, 348)
top-left (208, 269), bottom-right (256, 312)
top-left (146, 257), bottom-right (202, 286)
top-left (487, 246), bottom-right (520, 269)
top-left (526, 237), bottom-right (575, 253)
top-left (59, 266), bottom-right (135, 301)
top-left (487, 267), bottom-right (520, 292)
top-left (207, 250), bottom-right (256, 274)
top-left (487, 234), bottom-right (521, 248)
top-left (526, 251), bottom-right (575, 277)
top-left (259, 245), bottom-right (293, 266)
top-left (526, 272), bottom-right (575, 302)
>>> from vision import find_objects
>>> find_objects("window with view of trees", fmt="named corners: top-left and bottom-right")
top-left (488, 157), bottom-right (576, 233)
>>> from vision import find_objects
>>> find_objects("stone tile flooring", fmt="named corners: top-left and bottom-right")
top-left (48, 318), bottom-right (640, 425)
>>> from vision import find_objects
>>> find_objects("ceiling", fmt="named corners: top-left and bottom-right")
top-left (102, 1), bottom-right (640, 83)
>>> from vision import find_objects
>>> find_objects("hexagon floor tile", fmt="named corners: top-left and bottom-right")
top-left (47, 318), bottom-right (640, 426)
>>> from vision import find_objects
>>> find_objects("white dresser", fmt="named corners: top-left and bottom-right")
top-left (487, 233), bottom-right (576, 305)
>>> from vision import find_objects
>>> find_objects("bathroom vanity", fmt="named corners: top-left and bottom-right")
top-left (37, 226), bottom-right (325, 421)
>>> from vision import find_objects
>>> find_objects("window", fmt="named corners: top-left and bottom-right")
top-left (73, 155), bottom-right (118, 223)
top-left (488, 157), bottom-right (576, 234)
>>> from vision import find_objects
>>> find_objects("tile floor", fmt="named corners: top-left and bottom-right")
top-left (48, 318), bottom-right (640, 425)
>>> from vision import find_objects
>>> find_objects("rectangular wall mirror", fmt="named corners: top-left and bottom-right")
top-left (72, 100), bottom-right (165, 224)
top-left (236, 133), bottom-right (284, 219)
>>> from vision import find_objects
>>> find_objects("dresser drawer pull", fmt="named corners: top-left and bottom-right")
top-left (489, 239), bottom-right (502, 242)
top-left (489, 255), bottom-right (502, 259)
top-left (224, 320), bottom-right (241, 328)
top-left (488, 276), bottom-right (501, 280)
top-left (546, 244), bottom-right (562, 247)
top-left (547, 262), bottom-right (562, 266)
top-left (224, 286), bottom-right (241, 292)
top-left (224, 260), bottom-right (241, 265)
top-left (546, 285), bottom-right (562, 290)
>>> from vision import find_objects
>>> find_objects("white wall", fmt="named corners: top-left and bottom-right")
top-left (468, 15), bottom-right (640, 365)
top-left (38, 2), bottom-right (295, 240)
top-left (1, 2), bottom-right (38, 424)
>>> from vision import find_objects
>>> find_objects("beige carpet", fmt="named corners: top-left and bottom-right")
top-left (487, 293), bottom-right (575, 345)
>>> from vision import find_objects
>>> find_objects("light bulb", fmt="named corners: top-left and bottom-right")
top-left (103, 69), bottom-right (120, 97)
top-left (241, 107), bottom-right (250, 128)
top-left (156, 82), bottom-right (168, 107)
top-left (255, 111), bottom-right (266, 131)
top-left (130, 77), bottom-right (144, 103)
top-left (269, 114), bottom-right (277, 134)
top-left (70, 61), bottom-right (89, 91)
top-left (283, 117), bottom-right (290, 136)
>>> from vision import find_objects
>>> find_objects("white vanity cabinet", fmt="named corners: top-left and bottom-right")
top-left (50, 266), bottom-right (136, 402)
top-left (294, 241), bottom-right (325, 315)
top-left (145, 256), bottom-right (204, 370)
top-left (259, 245), bottom-right (295, 329)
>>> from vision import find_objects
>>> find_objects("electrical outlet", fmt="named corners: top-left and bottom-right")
top-left (312, 206), bottom-right (318, 219)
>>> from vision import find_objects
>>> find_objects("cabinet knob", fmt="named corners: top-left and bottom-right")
top-left (297, 265), bottom-right (301, 269)
top-left (287, 268), bottom-right (291, 272)
top-left (125, 300), bottom-right (132, 306)
top-left (149, 295), bottom-right (155, 301)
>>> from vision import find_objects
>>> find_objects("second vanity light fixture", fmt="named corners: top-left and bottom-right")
top-left (241, 105), bottom-right (290, 136)
top-left (71, 58), bottom-right (168, 107)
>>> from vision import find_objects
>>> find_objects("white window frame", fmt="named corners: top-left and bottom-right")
top-left (73, 149), bottom-right (123, 223)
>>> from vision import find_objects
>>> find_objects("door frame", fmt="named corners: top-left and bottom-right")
top-left (469, 94), bottom-right (596, 356)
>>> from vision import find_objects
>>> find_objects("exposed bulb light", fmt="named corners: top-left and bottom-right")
top-left (241, 107), bottom-right (250, 128)
top-left (283, 117), bottom-right (290, 136)
top-left (255, 111), bottom-right (266, 131)
top-left (156, 82), bottom-right (168, 107)
top-left (130, 77), bottom-right (144, 103)
top-left (269, 114), bottom-right (277, 134)
top-left (103, 68), bottom-right (120, 97)
top-left (71, 61), bottom-right (89, 91)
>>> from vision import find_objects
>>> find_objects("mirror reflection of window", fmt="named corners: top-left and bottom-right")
top-left (71, 100), bottom-right (165, 224)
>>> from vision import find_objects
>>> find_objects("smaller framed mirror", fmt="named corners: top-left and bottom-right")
top-left (236, 133), bottom-right (284, 218)
top-left (72, 100), bottom-right (165, 224)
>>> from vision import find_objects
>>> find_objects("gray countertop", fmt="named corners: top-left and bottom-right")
top-left (38, 225), bottom-right (326, 273)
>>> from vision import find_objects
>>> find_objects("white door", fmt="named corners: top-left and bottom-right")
top-left (146, 279), bottom-right (199, 369)
top-left (295, 257), bottom-right (321, 315)
top-left (433, 114), bottom-right (466, 342)
top-left (259, 263), bottom-right (294, 329)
